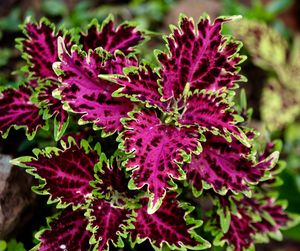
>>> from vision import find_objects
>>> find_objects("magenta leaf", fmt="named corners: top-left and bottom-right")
top-left (250, 198), bottom-right (290, 235)
top-left (80, 16), bottom-right (144, 54)
top-left (258, 141), bottom-right (285, 187)
top-left (93, 159), bottom-right (136, 201)
top-left (121, 110), bottom-right (201, 213)
top-left (221, 206), bottom-right (256, 251)
top-left (88, 199), bottom-right (133, 251)
top-left (130, 193), bottom-right (210, 250)
top-left (13, 139), bottom-right (99, 206)
top-left (115, 64), bottom-right (170, 110)
top-left (20, 19), bottom-right (71, 80)
top-left (0, 85), bottom-right (46, 139)
top-left (56, 42), bottom-right (136, 135)
top-left (223, 196), bottom-right (289, 251)
top-left (179, 91), bottom-right (249, 144)
top-left (36, 207), bottom-right (91, 251)
top-left (207, 194), bottom-right (290, 251)
top-left (157, 15), bottom-right (243, 100)
top-left (183, 133), bottom-right (278, 195)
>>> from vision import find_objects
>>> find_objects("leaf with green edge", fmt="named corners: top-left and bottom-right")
top-left (208, 194), bottom-right (291, 251)
top-left (0, 85), bottom-right (46, 140)
top-left (183, 133), bottom-right (278, 196)
top-left (35, 81), bottom-right (69, 141)
top-left (218, 206), bottom-right (231, 234)
top-left (121, 109), bottom-right (201, 213)
top-left (88, 199), bottom-right (134, 251)
top-left (114, 64), bottom-right (171, 111)
top-left (220, 206), bottom-right (256, 251)
top-left (34, 207), bottom-right (92, 251)
top-left (12, 138), bottom-right (100, 207)
top-left (258, 140), bottom-right (286, 187)
top-left (157, 15), bottom-right (245, 101)
top-left (18, 18), bottom-right (72, 80)
top-left (54, 40), bottom-right (136, 135)
top-left (130, 193), bottom-right (210, 250)
top-left (93, 155), bottom-right (138, 203)
top-left (79, 15), bottom-right (144, 54)
top-left (179, 90), bottom-right (249, 145)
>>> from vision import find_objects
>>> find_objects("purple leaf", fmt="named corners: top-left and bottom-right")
top-left (56, 44), bottom-right (136, 134)
top-left (221, 207), bottom-right (256, 251)
top-left (179, 91), bottom-right (248, 144)
top-left (21, 20), bottom-right (71, 80)
top-left (131, 193), bottom-right (210, 250)
top-left (183, 133), bottom-right (278, 194)
top-left (80, 17), bottom-right (144, 54)
top-left (258, 141), bottom-right (284, 187)
top-left (122, 110), bottom-right (200, 212)
top-left (115, 64), bottom-right (170, 110)
top-left (157, 15), bottom-right (243, 100)
top-left (89, 199), bottom-right (132, 251)
top-left (95, 160), bottom-right (135, 200)
top-left (16, 141), bottom-right (98, 206)
top-left (251, 198), bottom-right (290, 234)
top-left (222, 196), bottom-right (289, 251)
top-left (37, 208), bottom-right (91, 251)
top-left (208, 194), bottom-right (290, 251)
top-left (0, 85), bottom-right (45, 139)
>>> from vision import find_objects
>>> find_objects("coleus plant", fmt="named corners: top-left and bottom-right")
top-left (0, 13), bottom-right (295, 251)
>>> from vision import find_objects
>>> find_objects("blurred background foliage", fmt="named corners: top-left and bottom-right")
top-left (0, 239), bottom-right (25, 251)
top-left (0, 0), bottom-right (299, 250)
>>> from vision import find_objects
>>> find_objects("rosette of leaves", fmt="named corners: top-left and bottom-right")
top-left (0, 13), bottom-right (293, 250)
top-left (230, 19), bottom-right (300, 130)
top-left (111, 14), bottom-right (282, 213)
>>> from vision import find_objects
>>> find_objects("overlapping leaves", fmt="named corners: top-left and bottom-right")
top-left (79, 16), bottom-right (144, 54)
top-left (115, 15), bottom-right (272, 213)
top-left (0, 15), bottom-right (144, 140)
top-left (0, 84), bottom-right (46, 139)
top-left (206, 194), bottom-right (291, 251)
top-left (0, 19), bottom-right (70, 140)
top-left (183, 132), bottom-right (278, 196)
top-left (122, 109), bottom-right (201, 212)
top-left (54, 43), bottom-right (137, 135)
top-left (13, 138), bottom-right (210, 251)
top-left (2, 13), bottom-right (291, 251)
top-left (116, 15), bottom-right (245, 105)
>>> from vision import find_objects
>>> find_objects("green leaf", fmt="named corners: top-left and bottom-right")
top-left (6, 240), bottom-right (25, 251)
top-left (219, 207), bottom-right (231, 233)
top-left (0, 241), bottom-right (7, 251)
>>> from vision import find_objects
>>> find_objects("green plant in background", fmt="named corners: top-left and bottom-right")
top-left (0, 240), bottom-right (26, 251)
top-left (279, 123), bottom-right (300, 240)
top-left (221, 0), bottom-right (293, 37)
top-left (231, 19), bottom-right (300, 131)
